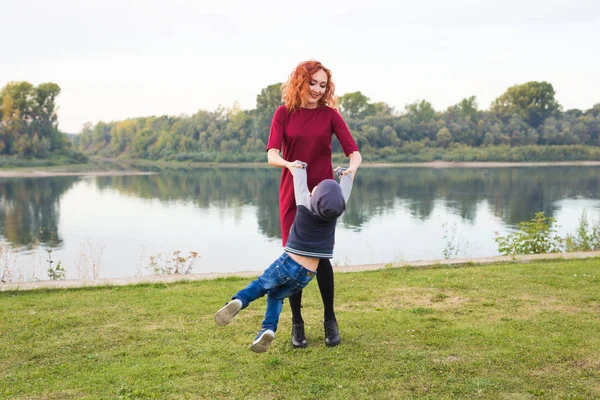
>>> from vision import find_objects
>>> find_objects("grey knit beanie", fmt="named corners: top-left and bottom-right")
top-left (310, 179), bottom-right (345, 221)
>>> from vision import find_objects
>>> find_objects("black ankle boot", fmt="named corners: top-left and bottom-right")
top-left (291, 323), bottom-right (307, 348)
top-left (324, 320), bottom-right (341, 347)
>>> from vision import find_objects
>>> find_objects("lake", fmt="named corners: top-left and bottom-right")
top-left (1, 165), bottom-right (599, 282)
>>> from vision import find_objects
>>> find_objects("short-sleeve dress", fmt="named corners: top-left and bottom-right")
top-left (266, 105), bottom-right (359, 246)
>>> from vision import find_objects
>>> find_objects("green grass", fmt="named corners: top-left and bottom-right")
top-left (1, 258), bottom-right (599, 399)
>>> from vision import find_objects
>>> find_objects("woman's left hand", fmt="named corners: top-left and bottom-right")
top-left (344, 151), bottom-right (362, 175)
top-left (340, 166), bottom-right (357, 175)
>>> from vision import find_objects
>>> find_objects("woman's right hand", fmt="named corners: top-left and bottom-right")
top-left (287, 160), bottom-right (305, 170)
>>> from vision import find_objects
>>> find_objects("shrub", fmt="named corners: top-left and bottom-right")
top-left (564, 210), bottom-right (600, 252)
top-left (495, 212), bottom-right (563, 255)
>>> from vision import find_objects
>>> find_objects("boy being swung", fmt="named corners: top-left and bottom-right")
top-left (215, 161), bottom-right (355, 352)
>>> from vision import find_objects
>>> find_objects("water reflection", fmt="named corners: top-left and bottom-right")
top-left (94, 168), bottom-right (283, 238)
top-left (0, 177), bottom-right (79, 248)
top-left (0, 166), bottom-right (599, 281)
top-left (95, 166), bottom-right (600, 237)
top-left (353, 167), bottom-right (600, 225)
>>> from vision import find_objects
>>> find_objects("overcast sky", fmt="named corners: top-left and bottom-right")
top-left (1, 0), bottom-right (599, 133)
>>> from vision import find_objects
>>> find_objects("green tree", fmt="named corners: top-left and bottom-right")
top-left (371, 101), bottom-right (394, 117)
top-left (254, 83), bottom-right (283, 143)
top-left (256, 84), bottom-right (282, 114)
top-left (0, 81), bottom-right (70, 157)
top-left (405, 100), bottom-right (436, 124)
top-left (491, 81), bottom-right (561, 128)
top-left (458, 96), bottom-right (478, 120)
top-left (436, 127), bottom-right (452, 148)
top-left (506, 114), bottom-right (539, 146)
top-left (381, 125), bottom-right (400, 147)
top-left (582, 103), bottom-right (599, 118)
top-left (0, 82), bottom-right (34, 154)
top-left (339, 91), bottom-right (372, 119)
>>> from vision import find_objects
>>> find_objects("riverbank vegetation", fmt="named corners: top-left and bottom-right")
top-left (70, 80), bottom-right (600, 163)
top-left (1, 258), bottom-right (599, 398)
top-left (495, 211), bottom-right (600, 256)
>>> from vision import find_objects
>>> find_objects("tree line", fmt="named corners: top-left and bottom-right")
top-left (72, 80), bottom-right (600, 162)
top-left (337, 82), bottom-right (600, 161)
top-left (2, 80), bottom-right (600, 163)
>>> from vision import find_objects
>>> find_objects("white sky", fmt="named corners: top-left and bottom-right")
top-left (1, 0), bottom-right (599, 133)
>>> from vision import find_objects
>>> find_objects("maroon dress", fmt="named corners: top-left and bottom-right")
top-left (267, 105), bottom-right (359, 246)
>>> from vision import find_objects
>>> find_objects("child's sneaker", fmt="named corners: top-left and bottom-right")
top-left (250, 329), bottom-right (275, 353)
top-left (214, 299), bottom-right (243, 326)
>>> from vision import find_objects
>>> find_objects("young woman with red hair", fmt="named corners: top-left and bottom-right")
top-left (266, 60), bottom-right (362, 348)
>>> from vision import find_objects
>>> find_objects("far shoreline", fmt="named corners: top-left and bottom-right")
top-left (1, 159), bottom-right (599, 177)
top-left (0, 170), bottom-right (156, 178)
top-left (355, 160), bottom-right (600, 168)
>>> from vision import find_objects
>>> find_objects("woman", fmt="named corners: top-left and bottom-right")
top-left (266, 60), bottom-right (362, 348)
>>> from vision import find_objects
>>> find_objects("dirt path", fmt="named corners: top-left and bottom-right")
top-left (2, 251), bottom-right (599, 292)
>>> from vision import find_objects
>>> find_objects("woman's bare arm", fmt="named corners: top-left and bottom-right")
top-left (267, 148), bottom-right (293, 169)
top-left (341, 151), bottom-right (362, 175)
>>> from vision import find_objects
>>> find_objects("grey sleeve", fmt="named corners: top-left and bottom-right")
top-left (291, 163), bottom-right (311, 208)
top-left (336, 168), bottom-right (354, 203)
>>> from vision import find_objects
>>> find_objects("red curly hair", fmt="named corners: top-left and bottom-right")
top-left (281, 60), bottom-right (337, 111)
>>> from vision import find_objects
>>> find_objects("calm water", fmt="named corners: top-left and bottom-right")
top-left (1, 166), bottom-right (600, 282)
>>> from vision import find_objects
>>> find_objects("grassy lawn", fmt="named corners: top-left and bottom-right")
top-left (1, 258), bottom-right (599, 399)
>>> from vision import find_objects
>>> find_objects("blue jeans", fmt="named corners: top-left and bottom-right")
top-left (233, 253), bottom-right (316, 332)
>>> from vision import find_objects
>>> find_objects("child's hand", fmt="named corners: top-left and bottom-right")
top-left (334, 166), bottom-right (347, 178)
top-left (287, 160), bottom-right (306, 170)
top-left (340, 166), bottom-right (356, 176)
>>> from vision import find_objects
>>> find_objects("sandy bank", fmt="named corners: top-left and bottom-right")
top-left (0, 171), bottom-right (157, 178)
top-left (134, 160), bottom-right (600, 169)
top-left (2, 160), bottom-right (599, 176)
top-left (362, 160), bottom-right (600, 168)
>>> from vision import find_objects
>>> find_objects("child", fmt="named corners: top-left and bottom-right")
top-left (214, 161), bottom-right (354, 352)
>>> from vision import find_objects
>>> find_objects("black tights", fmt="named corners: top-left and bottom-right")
top-left (289, 258), bottom-right (335, 324)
